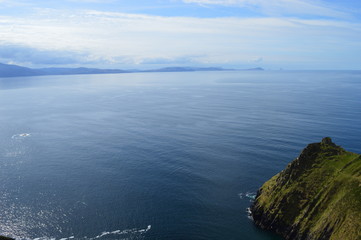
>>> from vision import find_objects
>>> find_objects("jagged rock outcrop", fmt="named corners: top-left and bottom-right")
top-left (0, 236), bottom-right (15, 240)
top-left (251, 137), bottom-right (361, 240)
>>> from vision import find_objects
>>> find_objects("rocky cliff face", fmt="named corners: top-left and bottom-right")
top-left (251, 138), bottom-right (361, 240)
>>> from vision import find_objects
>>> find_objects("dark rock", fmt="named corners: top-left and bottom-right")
top-left (0, 236), bottom-right (15, 240)
top-left (321, 137), bottom-right (336, 147)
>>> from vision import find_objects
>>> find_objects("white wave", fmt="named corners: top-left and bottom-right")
top-left (22, 225), bottom-right (152, 240)
top-left (59, 237), bottom-right (74, 240)
top-left (11, 133), bottom-right (31, 139)
top-left (239, 192), bottom-right (256, 202)
top-left (94, 225), bottom-right (151, 239)
top-left (239, 192), bottom-right (256, 221)
top-left (33, 237), bottom-right (57, 240)
top-left (245, 192), bottom-right (256, 200)
top-left (246, 207), bottom-right (253, 220)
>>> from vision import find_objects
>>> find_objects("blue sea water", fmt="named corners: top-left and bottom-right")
top-left (0, 71), bottom-right (360, 240)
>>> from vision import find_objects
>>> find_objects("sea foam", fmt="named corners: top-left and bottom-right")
top-left (22, 225), bottom-right (152, 240)
top-left (11, 133), bottom-right (31, 139)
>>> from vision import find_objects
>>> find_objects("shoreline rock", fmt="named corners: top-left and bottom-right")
top-left (0, 236), bottom-right (15, 240)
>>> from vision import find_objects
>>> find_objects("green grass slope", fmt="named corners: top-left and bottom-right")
top-left (251, 137), bottom-right (361, 240)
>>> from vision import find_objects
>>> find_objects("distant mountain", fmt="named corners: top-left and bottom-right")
top-left (38, 67), bottom-right (131, 75)
top-left (0, 63), bottom-right (40, 77)
top-left (141, 66), bottom-right (232, 72)
top-left (0, 63), bottom-right (133, 78)
top-left (244, 67), bottom-right (264, 71)
top-left (0, 62), bottom-right (263, 78)
top-left (141, 67), bottom-right (264, 72)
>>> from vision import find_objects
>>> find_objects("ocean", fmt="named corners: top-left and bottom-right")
top-left (0, 70), bottom-right (360, 240)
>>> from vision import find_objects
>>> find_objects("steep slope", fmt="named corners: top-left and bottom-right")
top-left (251, 137), bottom-right (361, 240)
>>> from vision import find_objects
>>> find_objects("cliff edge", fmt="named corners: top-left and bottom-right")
top-left (251, 137), bottom-right (361, 240)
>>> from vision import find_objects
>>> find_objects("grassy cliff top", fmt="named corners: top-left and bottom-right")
top-left (251, 137), bottom-right (361, 240)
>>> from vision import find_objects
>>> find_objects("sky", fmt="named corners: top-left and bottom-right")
top-left (0, 0), bottom-right (361, 70)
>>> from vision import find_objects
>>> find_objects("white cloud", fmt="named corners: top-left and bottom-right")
top-left (0, 0), bottom-right (29, 7)
top-left (66, 0), bottom-right (116, 3)
top-left (182, 0), bottom-right (349, 18)
top-left (0, 8), bottom-right (360, 69)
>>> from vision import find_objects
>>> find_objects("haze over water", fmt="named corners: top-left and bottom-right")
top-left (0, 71), bottom-right (360, 240)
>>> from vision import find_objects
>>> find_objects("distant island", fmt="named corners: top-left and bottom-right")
top-left (251, 137), bottom-right (361, 240)
top-left (0, 62), bottom-right (264, 78)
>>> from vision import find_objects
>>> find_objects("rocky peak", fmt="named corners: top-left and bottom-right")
top-left (321, 137), bottom-right (336, 147)
top-left (280, 138), bottom-right (343, 185)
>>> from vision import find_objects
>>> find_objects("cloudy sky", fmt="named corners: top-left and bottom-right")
top-left (0, 0), bottom-right (361, 69)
